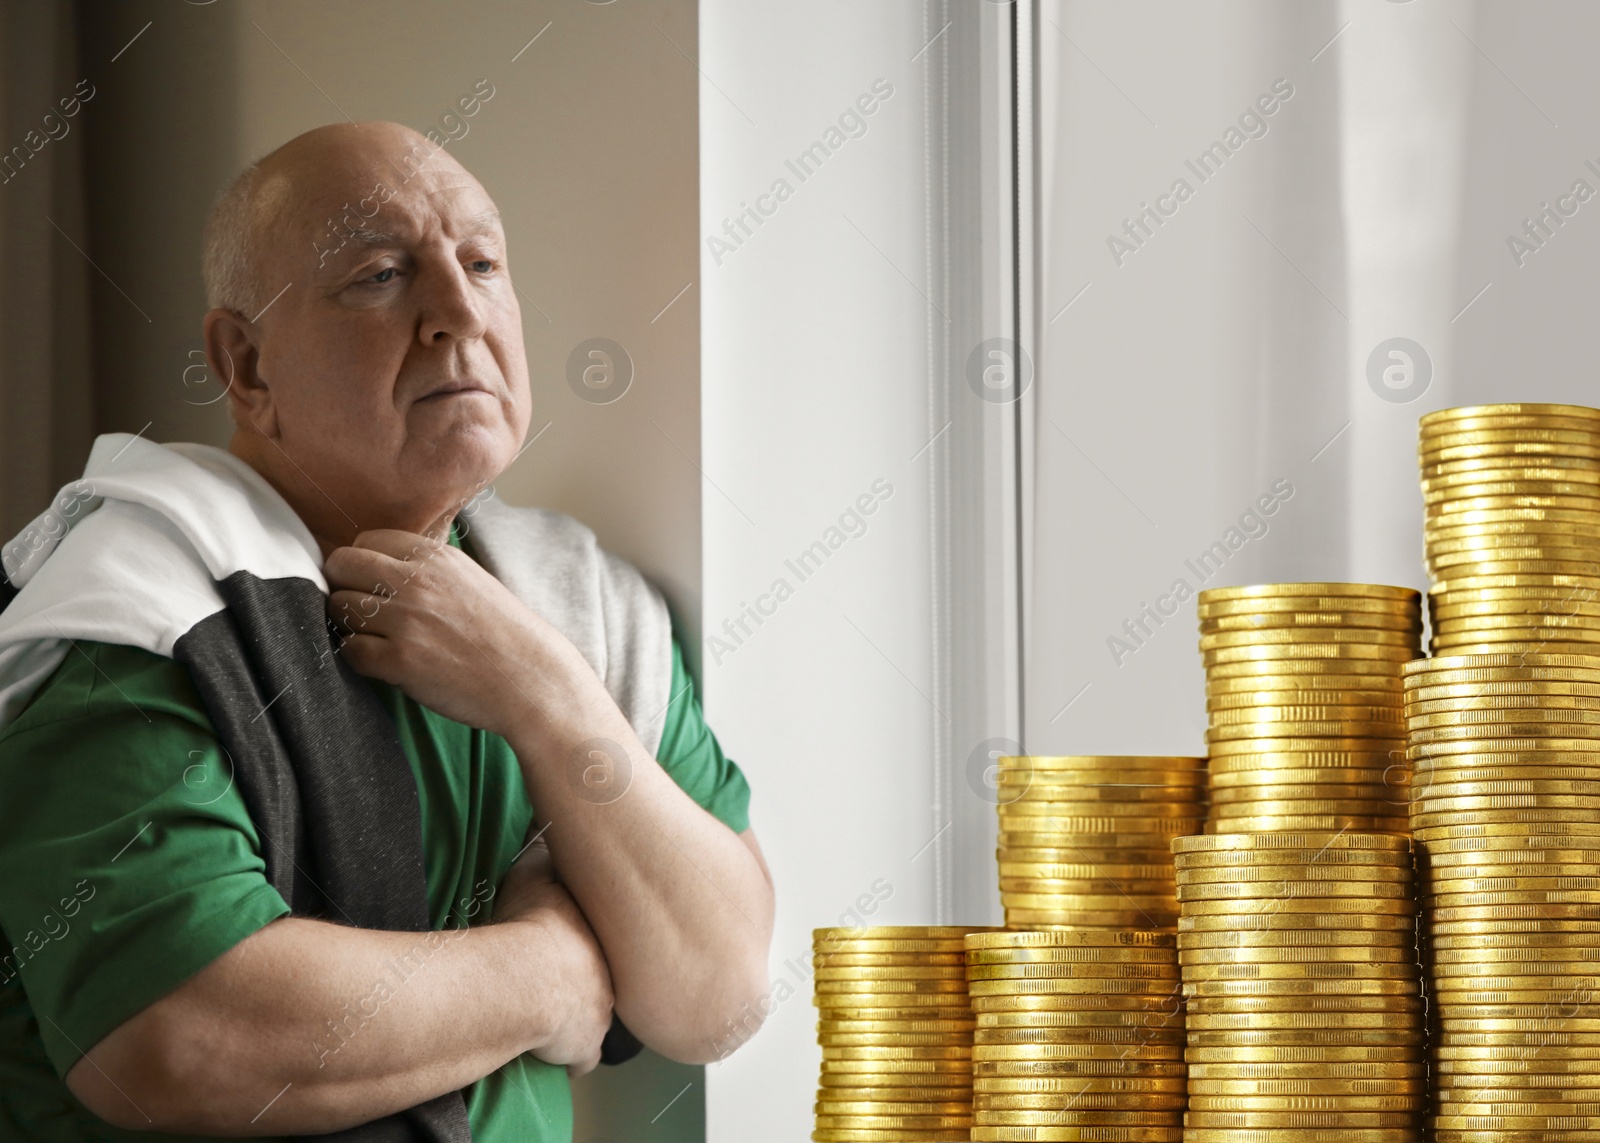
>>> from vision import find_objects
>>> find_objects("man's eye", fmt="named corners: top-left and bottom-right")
top-left (368, 267), bottom-right (399, 284)
top-left (468, 259), bottom-right (495, 273)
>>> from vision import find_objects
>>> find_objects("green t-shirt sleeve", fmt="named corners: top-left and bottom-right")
top-left (0, 641), bottom-right (291, 1080)
top-left (655, 633), bottom-right (751, 834)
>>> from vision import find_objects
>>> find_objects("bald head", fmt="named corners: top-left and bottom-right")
top-left (203, 117), bottom-right (529, 556)
top-left (201, 121), bottom-right (480, 317)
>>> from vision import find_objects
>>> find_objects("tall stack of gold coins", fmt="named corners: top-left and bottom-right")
top-left (1172, 833), bottom-right (1427, 1141)
top-left (1403, 653), bottom-right (1600, 1141)
top-left (1197, 584), bottom-right (1422, 833)
top-left (964, 930), bottom-right (1186, 1143)
top-left (812, 925), bottom-right (997, 1142)
top-left (994, 755), bottom-right (1207, 931)
top-left (1421, 402), bottom-right (1600, 655)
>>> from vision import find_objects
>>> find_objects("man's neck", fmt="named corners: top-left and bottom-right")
top-left (229, 432), bottom-right (460, 562)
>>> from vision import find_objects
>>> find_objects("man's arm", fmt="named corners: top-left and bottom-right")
top-left (65, 839), bottom-right (612, 1136)
top-left (327, 531), bottom-right (777, 1063)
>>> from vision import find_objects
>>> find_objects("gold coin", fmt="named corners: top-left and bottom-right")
top-left (820, 1059), bottom-right (973, 1074)
top-left (1209, 724), bottom-right (1407, 743)
top-left (1197, 599), bottom-right (1419, 621)
top-left (1179, 913), bottom-right (1415, 935)
top-left (1202, 815), bottom-right (1411, 834)
top-left (1179, 979), bottom-right (1413, 999)
top-left (998, 780), bottom-right (1206, 799)
top-left (1208, 677), bottom-right (1404, 697)
top-left (997, 863), bottom-right (1176, 881)
top-left (1209, 706), bottom-right (1406, 727)
top-left (816, 926), bottom-right (999, 942)
top-left (1420, 404), bottom-right (1600, 427)
top-left (1184, 1011), bottom-right (1419, 1029)
top-left (822, 1043), bottom-right (972, 1058)
top-left (967, 978), bottom-right (1182, 997)
top-left (973, 1077), bottom-right (1187, 1093)
top-left (972, 1058), bottom-right (1187, 1076)
top-left (971, 1044), bottom-right (1184, 1061)
top-left (1176, 882), bottom-right (1411, 903)
top-left (974, 1028), bottom-right (1184, 1048)
top-left (1180, 965), bottom-right (1416, 984)
top-left (1185, 996), bottom-right (1421, 1014)
top-left (999, 881), bottom-right (1177, 899)
top-left (996, 816), bottom-right (1204, 834)
top-left (1207, 753), bottom-right (1403, 773)
top-left (1203, 645), bottom-right (1419, 667)
top-left (965, 930), bottom-right (1177, 951)
top-left (999, 800), bottom-right (1203, 817)
top-left (1201, 628), bottom-right (1418, 650)
top-left (1002, 910), bottom-right (1181, 928)
top-left (818, 1033), bottom-right (974, 1048)
top-left (1187, 1078), bottom-right (1425, 1095)
top-left (966, 962), bottom-right (1180, 980)
top-left (1175, 863), bottom-right (1409, 883)
top-left (812, 1115), bottom-right (973, 1131)
top-left (1179, 947), bottom-right (1413, 966)
top-left (815, 995), bottom-right (974, 1011)
top-left (1202, 799), bottom-right (1409, 819)
top-left (1183, 1111), bottom-right (1419, 1128)
top-left (1199, 584), bottom-right (1421, 603)
top-left (1186, 1095), bottom-right (1423, 1112)
top-left (1210, 695), bottom-right (1406, 717)
top-left (814, 969), bottom-right (968, 984)
top-left (1190, 1030), bottom-right (1427, 1043)
top-left (1209, 771), bottom-right (1401, 792)
top-left (806, 1126), bottom-right (966, 1133)
top-left (816, 979), bottom-right (970, 994)
top-left (1173, 834), bottom-right (1412, 857)
top-left (819, 1019), bottom-right (976, 1034)
top-left (1200, 614), bottom-right (1421, 636)
top-left (960, 1101), bottom-right (1177, 1120)
top-left (973, 1092), bottom-right (1187, 1110)
top-left (814, 1099), bottom-right (974, 1116)
top-left (814, 940), bottom-right (976, 957)
top-left (815, 955), bottom-right (969, 970)
top-left (1000, 755), bottom-right (1206, 769)
top-left (998, 847), bottom-right (1178, 865)
top-left (968, 1128), bottom-right (1185, 1142)
top-left (1178, 929), bottom-right (1412, 949)
top-left (1186, 1062), bottom-right (1424, 1080)
top-left (1208, 736), bottom-right (1403, 756)
top-left (819, 1008), bottom-right (978, 1023)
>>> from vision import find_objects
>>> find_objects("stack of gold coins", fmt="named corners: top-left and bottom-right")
top-left (1403, 653), bottom-right (1600, 1142)
top-left (1172, 832), bottom-right (1426, 1142)
top-left (1197, 584), bottom-right (1422, 833)
top-left (812, 925), bottom-right (997, 1142)
top-left (994, 756), bottom-right (1207, 931)
top-left (1421, 402), bottom-right (1600, 656)
top-left (964, 929), bottom-right (1186, 1143)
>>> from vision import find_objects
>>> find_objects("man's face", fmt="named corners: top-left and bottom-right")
top-left (247, 141), bottom-right (531, 525)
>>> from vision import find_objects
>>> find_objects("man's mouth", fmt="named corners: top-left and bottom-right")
top-left (419, 381), bottom-right (492, 401)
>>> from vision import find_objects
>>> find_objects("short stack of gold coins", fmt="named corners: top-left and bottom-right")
top-left (813, 925), bottom-right (998, 1142)
top-left (1421, 402), bottom-right (1600, 655)
top-left (995, 755), bottom-right (1208, 931)
top-left (1403, 652), bottom-right (1600, 1142)
top-left (1197, 584), bottom-right (1422, 833)
top-left (964, 929), bottom-right (1187, 1143)
top-left (1172, 832), bottom-right (1427, 1143)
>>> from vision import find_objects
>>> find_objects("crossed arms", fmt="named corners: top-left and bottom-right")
top-left (65, 532), bottom-right (776, 1134)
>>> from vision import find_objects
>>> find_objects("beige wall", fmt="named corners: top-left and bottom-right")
top-left (77, 0), bottom-right (705, 1137)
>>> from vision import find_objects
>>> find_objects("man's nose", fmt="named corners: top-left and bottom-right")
top-left (418, 260), bottom-right (489, 345)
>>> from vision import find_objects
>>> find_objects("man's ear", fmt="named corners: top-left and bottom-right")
top-left (203, 307), bottom-right (273, 436)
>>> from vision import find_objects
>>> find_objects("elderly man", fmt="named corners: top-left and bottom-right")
top-left (0, 121), bottom-right (774, 1139)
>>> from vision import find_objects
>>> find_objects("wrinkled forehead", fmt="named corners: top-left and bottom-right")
top-left (262, 143), bottom-right (501, 277)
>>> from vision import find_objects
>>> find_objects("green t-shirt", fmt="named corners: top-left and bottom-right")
top-left (0, 527), bottom-right (749, 1141)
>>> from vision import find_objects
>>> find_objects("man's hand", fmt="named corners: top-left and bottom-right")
top-left (323, 529), bottom-right (590, 739)
top-left (491, 830), bottom-right (615, 1076)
